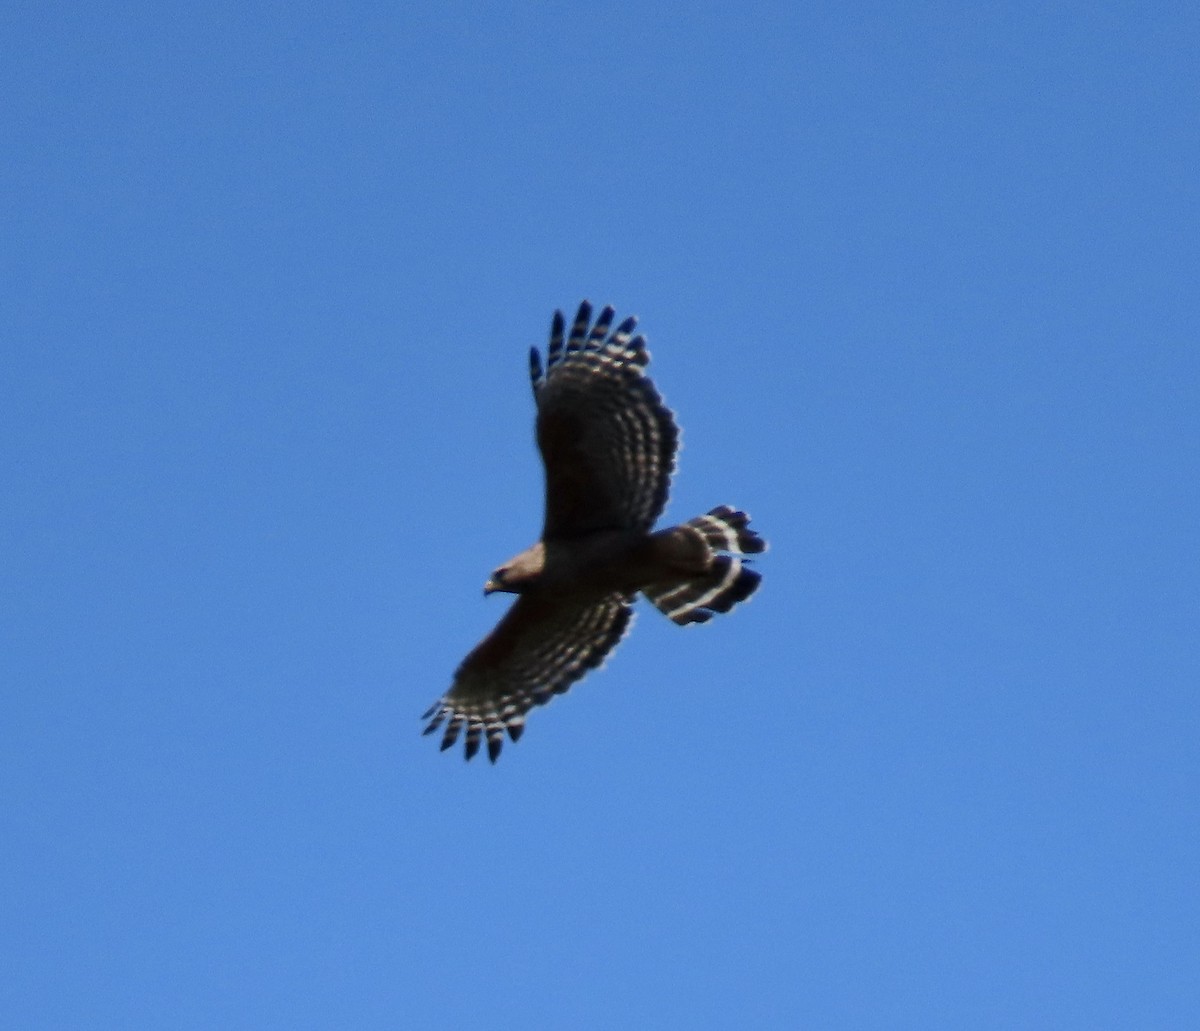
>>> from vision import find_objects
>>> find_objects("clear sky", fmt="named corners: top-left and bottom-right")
top-left (3, 2), bottom-right (1198, 1028)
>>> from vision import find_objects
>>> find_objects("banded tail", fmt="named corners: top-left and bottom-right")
top-left (643, 506), bottom-right (766, 625)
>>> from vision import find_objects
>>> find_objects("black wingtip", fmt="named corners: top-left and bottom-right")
top-left (612, 315), bottom-right (638, 341)
top-left (422, 704), bottom-right (447, 735)
top-left (567, 301), bottom-right (592, 352)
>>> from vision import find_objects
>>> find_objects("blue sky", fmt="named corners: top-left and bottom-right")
top-left (3, 2), bottom-right (1198, 1027)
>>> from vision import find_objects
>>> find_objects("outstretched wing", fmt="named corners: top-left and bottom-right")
top-left (529, 301), bottom-right (679, 539)
top-left (422, 592), bottom-right (634, 762)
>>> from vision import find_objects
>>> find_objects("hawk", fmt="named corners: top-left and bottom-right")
top-left (422, 301), bottom-right (766, 761)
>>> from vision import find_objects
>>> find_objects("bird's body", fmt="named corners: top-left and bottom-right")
top-left (422, 302), bottom-right (766, 761)
top-left (489, 530), bottom-right (699, 598)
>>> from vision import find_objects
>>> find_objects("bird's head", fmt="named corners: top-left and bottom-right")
top-left (484, 567), bottom-right (513, 596)
top-left (484, 543), bottom-right (545, 596)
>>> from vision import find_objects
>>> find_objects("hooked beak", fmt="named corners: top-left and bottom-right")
top-left (483, 580), bottom-right (499, 597)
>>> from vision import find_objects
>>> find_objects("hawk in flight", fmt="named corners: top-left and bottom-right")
top-left (422, 301), bottom-right (766, 761)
